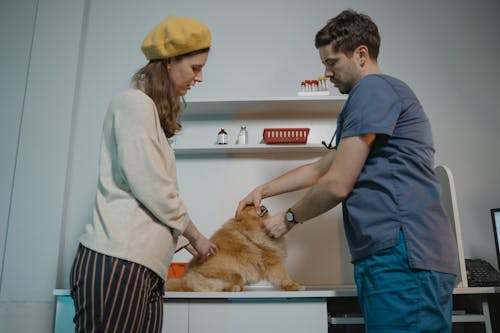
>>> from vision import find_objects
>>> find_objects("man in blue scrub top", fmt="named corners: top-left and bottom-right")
top-left (237, 9), bottom-right (458, 332)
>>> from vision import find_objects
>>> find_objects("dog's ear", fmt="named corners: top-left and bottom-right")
top-left (234, 208), bottom-right (248, 223)
top-left (234, 216), bottom-right (242, 223)
top-left (235, 207), bottom-right (261, 227)
top-left (235, 206), bottom-right (269, 228)
top-left (236, 205), bottom-right (252, 220)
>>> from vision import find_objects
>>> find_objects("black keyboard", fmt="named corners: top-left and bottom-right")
top-left (465, 258), bottom-right (500, 287)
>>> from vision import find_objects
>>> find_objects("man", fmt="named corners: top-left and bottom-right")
top-left (237, 9), bottom-right (458, 332)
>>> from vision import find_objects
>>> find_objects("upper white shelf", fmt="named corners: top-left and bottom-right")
top-left (183, 95), bottom-right (347, 116)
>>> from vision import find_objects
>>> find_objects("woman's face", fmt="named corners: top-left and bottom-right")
top-left (167, 52), bottom-right (209, 96)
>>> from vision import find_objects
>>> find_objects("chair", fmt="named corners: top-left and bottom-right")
top-left (435, 165), bottom-right (468, 287)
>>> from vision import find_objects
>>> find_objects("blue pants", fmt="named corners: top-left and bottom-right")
top-left (354, 232), bottom-right (455, 333)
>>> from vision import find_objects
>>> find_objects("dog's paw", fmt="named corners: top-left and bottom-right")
top-left (282, 282), bottom-right (305, 291)
top-left (224, 285), bottom-right (242, 292)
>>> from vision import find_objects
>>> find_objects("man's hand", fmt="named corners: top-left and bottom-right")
top-left (263, 211), bottom-right (295, 238)
top-left (235, 187), bottom-right (264, 217)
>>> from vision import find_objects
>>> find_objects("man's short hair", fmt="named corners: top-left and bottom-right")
top-left (315, 9), bottom-right (380, 60)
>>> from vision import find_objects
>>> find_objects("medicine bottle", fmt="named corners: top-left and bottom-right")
top-left (217, 128), bottom-right (228, 144)
top-left (237, 125), bottom-right (248, 144)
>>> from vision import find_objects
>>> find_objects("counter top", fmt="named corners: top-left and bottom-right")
top-left (54, 285), bottom-right (499, 299)
top-left (164, 285), bottom-right (356, 299)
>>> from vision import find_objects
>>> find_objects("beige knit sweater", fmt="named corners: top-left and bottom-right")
top-left (80, 89), bottom-right (189, 279)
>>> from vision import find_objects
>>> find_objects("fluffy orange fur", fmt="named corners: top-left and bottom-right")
top-left (165, 206), bottom-right (304, 292)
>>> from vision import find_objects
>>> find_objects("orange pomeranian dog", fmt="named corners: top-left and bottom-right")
top-left (165, 205), bottom-right (304, 292)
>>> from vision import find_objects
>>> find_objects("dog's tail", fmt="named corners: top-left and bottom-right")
top-left (165, 277), bottom-right (193, 291)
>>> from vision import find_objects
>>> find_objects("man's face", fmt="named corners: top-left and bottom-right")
top-left (319, 43), bottom-right (361, 94)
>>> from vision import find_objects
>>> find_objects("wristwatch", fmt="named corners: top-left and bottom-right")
top-left (285, 208), bottom-right (300, 224)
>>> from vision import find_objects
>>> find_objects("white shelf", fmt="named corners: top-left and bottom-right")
top-left (173, 144), bottom-right (327, 155)
top-left (183, 96), bottom-right (347, 116)
top-left (175, 97), bottom-right (345, 155)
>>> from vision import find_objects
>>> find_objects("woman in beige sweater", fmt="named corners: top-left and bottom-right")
top-left (70, 16), bottom-right (217, 332)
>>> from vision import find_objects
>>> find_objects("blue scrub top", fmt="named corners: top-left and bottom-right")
top-left (336, 74), bottom-right (458, 276)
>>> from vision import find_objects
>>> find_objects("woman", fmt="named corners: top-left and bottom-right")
top-left (70, 16), bottom-right (217, 332)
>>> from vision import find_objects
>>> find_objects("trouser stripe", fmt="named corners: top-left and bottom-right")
top-left (70, 244), bottom-right (164, 332)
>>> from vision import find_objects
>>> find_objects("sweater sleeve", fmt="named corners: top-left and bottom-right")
top-left (110, 91), bottom-right (190, 237)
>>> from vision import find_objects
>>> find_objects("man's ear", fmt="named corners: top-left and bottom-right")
top-left (356, 45), bottom-right (369, 66)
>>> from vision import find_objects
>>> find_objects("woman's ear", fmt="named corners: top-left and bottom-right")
top-left (165, 59), bottom-right (172, 72)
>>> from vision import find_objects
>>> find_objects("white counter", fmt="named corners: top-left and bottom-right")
top-left (53, 284), bottom-right (499, 299)
top-left (163, 284), bottom-right (357, 299)
top-left (53, 285), bottom-right (499, 333)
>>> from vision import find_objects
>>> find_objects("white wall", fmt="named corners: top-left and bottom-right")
top-left (1, 0), bottom-right (500, 331)
top-left (0, 0), bottom-right (38, 295)
top-left (0, 0), bottom-right (87, 332)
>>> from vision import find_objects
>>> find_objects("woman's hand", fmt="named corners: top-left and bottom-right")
top-left (184, 244), bottom-right (198, 257)
top-left (191, 234), bottom-right (218, 262)
top-left (182, 221), bottom-right (218, 262)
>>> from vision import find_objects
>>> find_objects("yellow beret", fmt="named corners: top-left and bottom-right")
top-left (141, 16), bottom-right (211, 60)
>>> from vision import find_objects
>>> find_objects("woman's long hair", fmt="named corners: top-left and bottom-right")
top-left (132, 60), bottom-right (180, 138)
top-left (131, 48), bottom-right (209, 138)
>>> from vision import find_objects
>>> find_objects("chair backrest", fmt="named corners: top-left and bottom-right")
top-left (435, 165), bottom-right (468, 287)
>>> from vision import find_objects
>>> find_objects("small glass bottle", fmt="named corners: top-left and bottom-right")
top-left (217, 128), bottom-right (228, 144)
top-left (237, 125), bottom-right (248, 144)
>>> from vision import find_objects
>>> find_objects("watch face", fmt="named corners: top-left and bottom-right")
top-left (286, 211), bottom-right (294, 222)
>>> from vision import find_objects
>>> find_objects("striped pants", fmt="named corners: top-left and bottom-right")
top-left (70, 244), bottom-right (164, 332)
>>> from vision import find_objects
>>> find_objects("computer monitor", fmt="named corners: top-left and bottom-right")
top-left (491, 208), bottom-right (500, 270)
